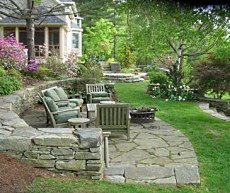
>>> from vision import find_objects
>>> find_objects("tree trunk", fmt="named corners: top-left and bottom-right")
top-left (175, 38), bottom-right (184, 86)
top-left (26, 18), bottom-right (35, 61)
top-left (167, 38), bottom-right (184, 88)
top-left (26, 0), bottom-right (35, 62)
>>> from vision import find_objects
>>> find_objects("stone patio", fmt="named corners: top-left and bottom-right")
top-left (22, 104), bottom-right (200, 185)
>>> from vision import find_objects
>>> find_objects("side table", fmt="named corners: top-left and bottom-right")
top-left (68, 117), bottom-right (90, 129)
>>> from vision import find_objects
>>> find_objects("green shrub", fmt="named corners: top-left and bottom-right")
top-left (0, 66), bottom-right (6, 76)
top-left (117, 44), bottom-right (137, 68)
top-left (36, 65), bottom-right (52, 79)
top-left (7, 69), bottom-right (22, 80)
top-left (148, 71), bottom-right (169, 85)
top-left (0, 76), bottom-right (22, 95)
top-left (151, 84), bottom-right (197, 101)
top-left (79, 60), bottom-right (103, 80)
top-left (41, 50), bottom-right (66, 78)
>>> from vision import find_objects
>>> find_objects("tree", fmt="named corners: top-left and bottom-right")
top-left (83, 18), bottom-right (116, 60)
top-left (75, 0), bottom-right (114, 27)
top-left (125, 0), bottom-right (229, 87)
top-left (194, 52), bottom-right (230, 99)
top-left (0, 0), bottom-right (71, 62)
top-left (76, 0), bottom-right (129, 61)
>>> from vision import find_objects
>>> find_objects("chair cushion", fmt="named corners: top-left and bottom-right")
top-left (54, 110), bottom-right (78, 124)
top-left (44, 89), bottom-right (60, 101)
top-left (56, 101), bottom-right (69, 107)
top-left (59, 107), bottom-right (72, 111)
top-left (54, 87), bottom-right (68, 100)
top-left (69, 98), bottom-right (84, 106)
top-left (43, 97), bottom-right (59, 112)
top-left (92, 97), bottom-right (111, 103)
top-left (69, 102), bottom-right (77, 108)
top-left (91, 92), bottom-right (109, 97)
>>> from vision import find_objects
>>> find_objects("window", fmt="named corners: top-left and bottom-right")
top-left (35, 27), bottom-right (44, 45)
top-left (35, 27), bottom-right (45, 56)
top-left (19, 28), bottom-right (27, 46)
top-left (18, 27), bottom-right (45, 56)
top-left (49, 28), bottom-right (59, 45)
top-left (72, 32), bottom-right (79, 49)
top-left (49, 28), bottom-right (60, 55)
top-left (74, 17), bottom-right (81, 28)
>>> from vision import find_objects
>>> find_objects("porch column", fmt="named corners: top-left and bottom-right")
top-left (0, 27), bottom-right (3, 37)
top-left (44, 27), bottom-right (49, 57)
top-left (59, 27), bottom-right (64, 61)
top-left (15, 27), bottom-right (19, 42)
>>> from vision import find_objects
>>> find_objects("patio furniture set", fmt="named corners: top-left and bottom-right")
top-left (39, 83), bottom-right (131, 140)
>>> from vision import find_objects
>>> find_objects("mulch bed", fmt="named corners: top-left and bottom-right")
top-left (0, 152), bottom-right (59, 193)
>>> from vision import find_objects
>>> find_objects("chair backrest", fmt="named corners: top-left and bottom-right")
top-left (41, 86), bottom-right (58, 96)
top-left (96, 103), bottom-right (130, 140)
top-left (38, 94), bottom-right (57, 127)
top-left (86, 84), bottom-right (106, 94)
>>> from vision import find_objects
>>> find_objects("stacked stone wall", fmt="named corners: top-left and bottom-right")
top-left (199, 97), bottom-right (230, 116)
top-left (0, 79), bottom-right (104, 180)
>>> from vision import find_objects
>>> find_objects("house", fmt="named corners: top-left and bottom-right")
top-left (0, 0), bottom-right (83, 62)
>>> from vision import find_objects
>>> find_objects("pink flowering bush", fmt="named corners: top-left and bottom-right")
top-left (65, 51), bottom-right (80, 77)
top-left (0, 34), bottom-right (27, 71)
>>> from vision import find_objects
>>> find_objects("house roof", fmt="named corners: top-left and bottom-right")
top-left (0, 15), bottom-right (67, 26)
top-left (0, 0), bottom-right (78, 26)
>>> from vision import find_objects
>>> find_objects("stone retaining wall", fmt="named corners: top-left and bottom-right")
top-left (199, 97), bottom-right (230, 116)
top-left (0, 79), bottom-right (104, 180)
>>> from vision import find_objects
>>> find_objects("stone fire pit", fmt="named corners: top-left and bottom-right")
top-left (130, 107), bottom-right (158, 123)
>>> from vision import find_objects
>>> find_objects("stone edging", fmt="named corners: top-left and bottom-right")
top-left (0, 79), bottom-right (104, 180)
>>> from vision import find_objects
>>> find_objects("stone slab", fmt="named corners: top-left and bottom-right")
top-left (125, 167), bottom-right (174, 180)
top-left (56, 160), bottom-right (86, 171)
top-left (113, 149), bottom-right (150, 163)
top-left (105, 175), bottom-right (125, 183)
top-left (104, 167), bottom-right (125, 176)
top-left (0, 136), bottom-right (32, 151)
top-left (33, 134), bottom-right (78, 147)
top-left (38, 128), bottom-right (74, 134)
top-left (175, 166), bottom-right (200, 184)
top-left (75, 128), bottom-right (102, 148)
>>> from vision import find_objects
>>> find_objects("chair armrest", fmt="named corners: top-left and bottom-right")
top-left (55, 100), bottom-right (70, 106)
top-left (86, 93), bottom-right (93, 103)
top-left (52, 108), bottom-right (79, 115)
top-left (55, 99), bottom-right (69, 103)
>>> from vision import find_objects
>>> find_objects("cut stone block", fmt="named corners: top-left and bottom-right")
top-left (175, 166), bottom-right (200, 184)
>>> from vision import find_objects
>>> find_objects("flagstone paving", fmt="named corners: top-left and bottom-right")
top-left (104, 118), bottom-right (200, 185)
top-left (22, 105), bottom-right (200, 185)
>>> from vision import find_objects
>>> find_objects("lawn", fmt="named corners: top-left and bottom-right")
top-left (27, 81), bottom-right (230, 193)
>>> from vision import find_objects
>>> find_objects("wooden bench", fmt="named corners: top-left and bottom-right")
top-left (86, 84), bottom-right (106, 94)
top-left (86, 84), bottom-right (112, 103)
